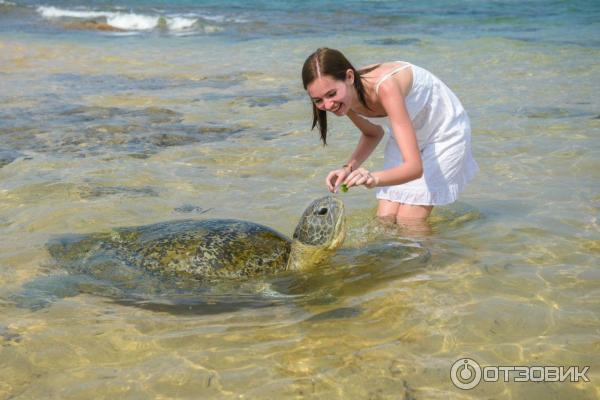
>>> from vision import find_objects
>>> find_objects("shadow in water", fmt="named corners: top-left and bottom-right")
top-left (9, 270), bottom-right (300, 316)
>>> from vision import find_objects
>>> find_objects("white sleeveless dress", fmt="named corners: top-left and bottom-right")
top-left (362, 62), bottom-right (478, 206)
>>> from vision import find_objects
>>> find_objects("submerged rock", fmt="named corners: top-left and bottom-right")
top-left (0, 149), bottom-right (21, 168)
top-left (62, 20), bottom-right (125, 32)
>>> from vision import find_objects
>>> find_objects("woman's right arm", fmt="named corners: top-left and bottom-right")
top-left (325, 111), bottom-right (385, 192)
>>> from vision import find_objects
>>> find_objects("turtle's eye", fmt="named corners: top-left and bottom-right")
top-left (317, 207), bottom-right (328, 215)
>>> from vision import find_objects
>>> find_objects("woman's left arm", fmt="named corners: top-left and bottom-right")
top-left (345, 80), bottom-right (423, 189)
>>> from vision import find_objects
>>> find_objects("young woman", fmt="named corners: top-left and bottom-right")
top-left (302, 47), bottom-right (478, 225)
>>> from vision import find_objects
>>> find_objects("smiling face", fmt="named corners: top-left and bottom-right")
top-left (306, 71), bottom-right (355, 116)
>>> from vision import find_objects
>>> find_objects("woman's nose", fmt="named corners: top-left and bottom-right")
top-left (324, 98), bottom-right (334, 110)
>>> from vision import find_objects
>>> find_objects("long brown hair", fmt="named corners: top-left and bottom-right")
top-left (302, 48), bottom-right (377, 145)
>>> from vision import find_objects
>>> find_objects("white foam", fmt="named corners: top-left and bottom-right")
top-left (107, 14), bottom-right (159, 31)
top-left (37, 6), bottom-right (109, 19)
top-left (166, 16), bottom-right (198, 31)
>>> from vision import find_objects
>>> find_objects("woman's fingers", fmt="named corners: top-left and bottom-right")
top-left (344, 168), bottom-right (374, 188)
top-left (326, 169), bottom-right (347, 192)
top-left (325, 167), bottom-right (378, 193)
top-left (344, 172), bottom-right (358, 187)
top-left (344, 168), bottom-right (366, 187)
top-left (325, 172), bottom-right (337, 192)
top-left (364, 174), bottom-right (377, 188)
top-left (334, 174), bottom-right (346, 191)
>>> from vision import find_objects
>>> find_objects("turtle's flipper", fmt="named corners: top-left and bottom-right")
top-left (9, 274), bottom-right (95, 310)
top-left (10, 272), bottom-right (132, 310)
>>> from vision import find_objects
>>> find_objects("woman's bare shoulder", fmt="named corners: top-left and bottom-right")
top-left (359, 61), bottom-right (404, 78)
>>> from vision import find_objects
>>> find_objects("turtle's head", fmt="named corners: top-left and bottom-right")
top-left (292, 196), bottom-right (346, 251)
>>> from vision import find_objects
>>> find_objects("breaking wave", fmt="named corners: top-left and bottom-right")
top-left (36, 5), bottom-right (222, 33)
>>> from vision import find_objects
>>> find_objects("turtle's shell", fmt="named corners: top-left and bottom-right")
top-left (48, 219), bottom-right (292, 279)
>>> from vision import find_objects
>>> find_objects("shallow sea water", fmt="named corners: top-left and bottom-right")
top-left (1, 1), bottom-right (600, 399)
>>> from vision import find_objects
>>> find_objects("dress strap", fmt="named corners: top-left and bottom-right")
top-left (374, 63), bottom-right (411, 95)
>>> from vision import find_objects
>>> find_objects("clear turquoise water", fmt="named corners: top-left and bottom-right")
top-left (1, 1), bottom-right (599, 399)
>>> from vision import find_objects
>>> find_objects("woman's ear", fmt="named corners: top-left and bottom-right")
top-left (345, 69), bottom-right (355, 85)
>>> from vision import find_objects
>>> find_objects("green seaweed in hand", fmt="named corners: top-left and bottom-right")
top-left (340, 184), bottom-right (349, 193)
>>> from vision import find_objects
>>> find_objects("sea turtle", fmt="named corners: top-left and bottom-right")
top-left (11, 196), bottom-right (345, 311)
top-left (47, 195), bottom-right (345, 280)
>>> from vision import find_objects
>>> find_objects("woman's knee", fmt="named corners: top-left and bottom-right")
top-left (377, 199), bottom-right (399, 220)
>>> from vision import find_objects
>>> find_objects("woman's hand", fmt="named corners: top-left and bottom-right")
top-left (325, 168), bottom-right (350, 193)
top-left (344, 168), bottom-right (380, 189)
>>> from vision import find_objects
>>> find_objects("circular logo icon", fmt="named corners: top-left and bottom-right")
top-left (450, 358), bottom-right (482, 390)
